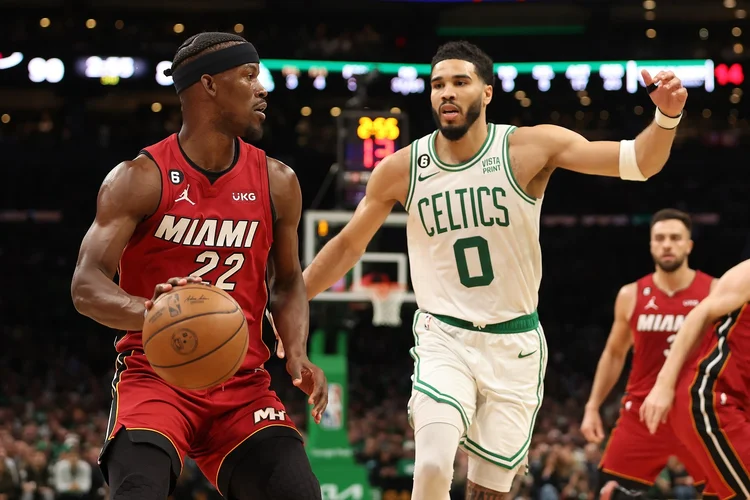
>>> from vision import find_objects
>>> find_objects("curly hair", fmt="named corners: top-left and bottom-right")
top-left (170, 32), bottom-right (248, 71)
top-left (431, 41), bottom-right (494, 85)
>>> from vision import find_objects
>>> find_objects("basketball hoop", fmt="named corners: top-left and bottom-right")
top-left (359, 282), bottom-right (406, 327)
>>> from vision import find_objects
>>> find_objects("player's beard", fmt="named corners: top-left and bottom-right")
top-left (655, 255), bottom-right (686, 273)
top-left (431, 96), bottom-right (482, 142)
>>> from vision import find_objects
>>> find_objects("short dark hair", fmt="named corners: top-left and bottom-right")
top-left (171, 32), bottom-right (248, 72)
top-left (431, 41), bottom-right (494, 85)
top-left (650, 208), bottom-right (692, 233)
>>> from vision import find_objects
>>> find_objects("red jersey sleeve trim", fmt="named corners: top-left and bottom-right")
top-left (137, 149), bottom-right (166, 221)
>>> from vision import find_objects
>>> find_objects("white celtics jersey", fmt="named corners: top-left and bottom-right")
top-left (405, 123), bottom-right (542, 326)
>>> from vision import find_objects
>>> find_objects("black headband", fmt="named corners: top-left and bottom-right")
top-left (164, 43), bottom-right (260, 94)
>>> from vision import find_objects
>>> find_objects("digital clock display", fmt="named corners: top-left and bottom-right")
top-left (337, 111), bottom-right (409, 208)
top-left (339, 112), bottom-right (408, 172)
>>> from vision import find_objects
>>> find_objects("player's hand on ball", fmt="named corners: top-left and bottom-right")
top-left (641, 69), bottom-right (688, 118)
top-left (639, 382), bottom-right (675, 434)
top-left (145, 276), bottom-right (205, 311)
top-left (581, 407), bottom-right (605, 444)
top-left (286, 355), bottom-right (328, 424)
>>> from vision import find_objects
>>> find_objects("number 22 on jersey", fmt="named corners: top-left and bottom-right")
top-left (191, 251), bottom-right (245, 291)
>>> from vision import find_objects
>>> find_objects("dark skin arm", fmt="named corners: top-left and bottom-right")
top-left (267, 157), bottom-right (328, 423)
top-left (71, 156), bottom-right (201, 330)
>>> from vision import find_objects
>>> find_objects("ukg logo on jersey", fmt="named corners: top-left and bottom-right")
top-left (232, 192), bottom-right (256, 202)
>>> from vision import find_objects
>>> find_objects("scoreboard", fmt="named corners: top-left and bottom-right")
top-left (337, 111), bottom-right (409, 208)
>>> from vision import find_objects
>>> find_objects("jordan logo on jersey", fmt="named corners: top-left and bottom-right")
top-left (175, 184), bottom-right (195, 205)
top-left (154, 214), bottom-right (260, 248)
top-left (645, 296), bottom-right (658, 310)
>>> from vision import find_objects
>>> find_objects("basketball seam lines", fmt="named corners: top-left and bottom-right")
top-left (149, 316), bottom-right (247, 369)
top-left (187, 331), bottom-right (249, 390)
top-left (143, 306), bottom-right (240, 348)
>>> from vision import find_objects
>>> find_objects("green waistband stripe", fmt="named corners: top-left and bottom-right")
top-left (429, 310), bottom-right (539, 334)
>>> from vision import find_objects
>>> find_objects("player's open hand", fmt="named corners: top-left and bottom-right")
top-left (639, 382), bottom-right (675, 434)
top-left (145, 276), bottom-right (204, 310)
top-left (581, 406), bottom-right (605, 444)
top-left (286, 355), bottom-right (328, 424)
top-left (642, 69), bottom-right (688, 118)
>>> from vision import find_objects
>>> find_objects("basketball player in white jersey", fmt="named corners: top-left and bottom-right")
top-left (303, 41), bottom-right (688, 500)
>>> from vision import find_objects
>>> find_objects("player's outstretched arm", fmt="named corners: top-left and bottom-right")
top-left (71, 157), bottom-right (162, 331)
top-left (641, 259), bottom-right (750, 432)
top-left (267, 158), bottom-right (328, 422)
top-left (303, 147), bottom-right (410, 300)
top-left (518, 70), bottom-right (687, 180)
top-left (582, 283), bottom-right (635, 443)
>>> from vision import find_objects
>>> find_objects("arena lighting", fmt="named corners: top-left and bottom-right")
top-left (0, 52), bottom-right (24, 70)
top-left (715, 63), bottom-right (744, 86)
top-left (28, 56), bottom-right (710, 94)
top-left (28, 57), bottom-right (64, 83)
top-left (259, 58), bottom-right (716, 93)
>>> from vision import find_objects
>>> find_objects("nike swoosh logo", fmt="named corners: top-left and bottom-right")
top-left (418, 172), bottom-right (439, 182)
top-left (518, 350), bottom-right (537, 359)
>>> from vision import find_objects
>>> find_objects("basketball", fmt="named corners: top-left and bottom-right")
top-left (142, 284), bottom-right (248, 390)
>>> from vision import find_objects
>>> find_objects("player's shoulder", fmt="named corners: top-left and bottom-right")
top-left (97, 154), bottom-right (161, 218)
top-left (266, 156), bottom-right (297, 184)
top-left (618, 281), bottom-right (639, 300)
top-left (266, 157), bottom-right (301, 217)
top-left (694, 269), bottom-right (716, 283)
top-left (367, 145), bottom-right (411, 180)
top-left (390, 144), bottom-right (412, 165)
top-left (506, 123), bottom-right (556, 143)
top-left (105, 153), bottom-right (161, 190)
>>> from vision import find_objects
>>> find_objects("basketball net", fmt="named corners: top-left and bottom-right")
top-left (360, 283), bottom-right (405, 327)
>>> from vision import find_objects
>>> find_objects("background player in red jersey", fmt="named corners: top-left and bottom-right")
top-left (580, 209), bottom-right (716, 498)
top-left (70, 32), bottom-right (326, 500)
top-left (642, 259), bottom-right (750, 500)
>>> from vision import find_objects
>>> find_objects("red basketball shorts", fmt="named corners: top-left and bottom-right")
top-left (99, 350), bottom-right (301, 494)
top-left (671, 365), bottom-right (750, 499)
top-left (600, 396), bottom-right (707, 488)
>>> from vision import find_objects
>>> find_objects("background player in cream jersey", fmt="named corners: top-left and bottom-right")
top-left (303, 41), bottom-right (688, 500)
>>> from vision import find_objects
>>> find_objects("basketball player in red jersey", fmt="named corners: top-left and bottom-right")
top-left (581, 209), bottom-right (716, 498)
top-left (642, 259), bottom-right (750, 500)
top-left (70, 33), bottom-right (326, 500)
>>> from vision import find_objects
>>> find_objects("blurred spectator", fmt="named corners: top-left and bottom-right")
top-left (51, 447), bottom-right (90, 500)
top-left (20, 450), bottom-right (53, 500)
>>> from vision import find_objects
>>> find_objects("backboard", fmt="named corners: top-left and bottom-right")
top-left (303, 209), bottom-right (416, 325)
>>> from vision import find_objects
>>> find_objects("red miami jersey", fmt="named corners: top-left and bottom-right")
top-left (691, 301), bottom-right (750, 404)
top-left (625, 271), bottom-right (714, 400)
top-left (117, 134), bottom-right (274, 372)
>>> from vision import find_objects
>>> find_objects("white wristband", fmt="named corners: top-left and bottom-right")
top-left (655, 108), bottom-right (682, 130)
top-left (619, 139), bottom-right (647, 181)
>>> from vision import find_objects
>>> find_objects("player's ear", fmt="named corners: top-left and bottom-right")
top-left (200, 75), bottom-right (217, 97)
top-left (484, 82), bottom-right (493, 105)
top-left (687, 238), bottom-right (694, 255)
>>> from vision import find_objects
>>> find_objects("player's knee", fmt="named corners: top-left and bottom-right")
top-left (413, 423), bottom-right (460, 485)
top-left (266, 446), bottom-right (321, 500)
top-left (104, 432), bottom-right (175, 499)
top-left (414, 454), bottom-right (454, 484)
top-left (228, 435), bottom-right (321, 500)
top-left (112, 473), bottom-right (169, 500)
